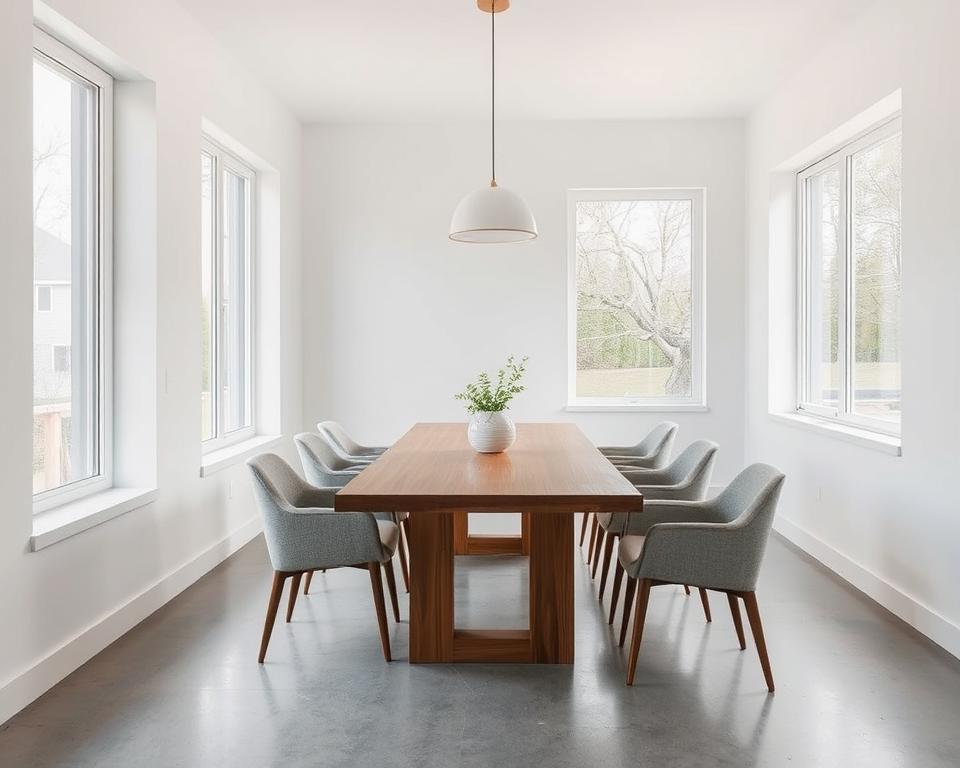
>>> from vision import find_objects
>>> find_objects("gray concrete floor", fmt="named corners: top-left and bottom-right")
top-left (3, 528), bottom-right (960, 767)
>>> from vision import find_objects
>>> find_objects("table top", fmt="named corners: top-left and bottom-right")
top-left (334, 422), bottom-right (643, 513)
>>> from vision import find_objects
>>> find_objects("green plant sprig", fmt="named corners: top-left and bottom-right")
top-left (455, 355), bottom-right (529, 414)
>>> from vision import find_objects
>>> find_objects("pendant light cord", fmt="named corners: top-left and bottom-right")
top-left (490, 3), bottom-right (496, 186)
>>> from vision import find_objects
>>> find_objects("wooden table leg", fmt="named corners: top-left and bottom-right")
top-left (528, 510), bottom-right (574, 663)
top-left (453, 511), bottom-right (469, 555)
top-left (408, 511), bottom-right (454, 662)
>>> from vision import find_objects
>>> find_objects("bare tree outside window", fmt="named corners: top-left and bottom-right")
top-left (798, 118), bottom-right (901, 435)
top-left (572, 192), bottom-right (702, 404)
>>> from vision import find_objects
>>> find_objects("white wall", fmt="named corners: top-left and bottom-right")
top-left (0, 0), bottom-right (302, 722)
top-left (302, 119), bottom-right (746, 485)
top-left (745, 0), bottom-right (960, 656)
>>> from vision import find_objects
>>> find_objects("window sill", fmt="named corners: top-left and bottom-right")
top-left (769, 412), bottom-right (901, 456)
top-left (200, 434), bottom-right (283, 477)
top-left (566, 403), bottom-right (708, 413)
top-left (31, 487), bottom-right (159, 551)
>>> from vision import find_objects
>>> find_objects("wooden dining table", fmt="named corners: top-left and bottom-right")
top-left (334, 422), bottom-right (643, 664)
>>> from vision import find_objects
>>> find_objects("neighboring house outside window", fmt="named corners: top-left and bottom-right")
top-left (32, 28), bottom-right (113, 506)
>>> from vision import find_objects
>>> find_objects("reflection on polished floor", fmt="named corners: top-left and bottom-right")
top-left (2, 532), bottom-right (959, 768)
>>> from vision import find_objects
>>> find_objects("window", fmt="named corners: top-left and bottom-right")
top-left (201, 139), bottom-right (255, 450)
top-left (32, 29), bottom-right (113, 506)
top-left (568, 189), bottom-right (705, 408)
top-left (36, 285), bottom-right (52, 312)
top-left (798, 118), bottom-right (902, 436)
top-left (53, 345), bottom-right (71, 374)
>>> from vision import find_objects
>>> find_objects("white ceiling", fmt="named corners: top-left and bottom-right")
top-left (180, 0), bottom-right (874, 122)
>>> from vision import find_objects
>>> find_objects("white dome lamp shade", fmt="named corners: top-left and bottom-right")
top-left (449, 1), bottom-right (537, 244)
top-left (450, 183), bottom-right (538, 243)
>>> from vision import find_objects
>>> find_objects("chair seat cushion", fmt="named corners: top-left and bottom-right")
top-left (376, 520), bottom-right (400, 562)
top-left (617, 534), bottom-right (647, 570)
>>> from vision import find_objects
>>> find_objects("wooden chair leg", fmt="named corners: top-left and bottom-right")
top-left (383, 559), bottom-right (400, 623)
top-left (742, 592), bottom-right (774, 692)
top-left (698, 588), bottom-right (712, 623)
top-left (727, 592), bottom-right (746, 649)
top-left (598, 532), bottom-right (616, 600)
top-left (608, 559), bottom-right (625, 625)
top-left (395, 514), bottom-right (410, 593)
top-left (591, 529), bottom-right (606, 579)
top-left (258, 572), bottom-right (286, 663)
top-left (579, 512), bottom-right (590, 547)
top-left (683, 584), bottom-right (691, 595)
top-left (626, 578), bottom-right (653, 685)
top-left (368, 563), bottom-right (392, 662)
top-left (401, 518), bottom-right (412, 556)
top-left (303, 570), bottom-right (313, 595)
top-left (286, 572), bottom-right (303, 622)
top-left (619, 576), bottom-right (638, 647)
top-left (587, 515), bottom-right (599, 564)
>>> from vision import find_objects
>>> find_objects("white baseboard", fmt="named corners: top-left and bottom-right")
top-left (0, 516), bottom-right (263, 726)
top-left (773, 515), bottom-right (960, 660)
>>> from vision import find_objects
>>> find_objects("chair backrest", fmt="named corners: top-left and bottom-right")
top-left (637, 421), bottom-right (679, 468)
top-left (247, 452), bottom-right (384, 572)
top-left (708, 463), bottom-right (785, 590)
top-left (247, 453), bottom-right (311, 571)
top-left (318, 421), bottom-right (362, 457)
top-left (711, 463), bottom-right (785, 526)
top-left (248, 452), bottom-right (310, 513)
top-left (635, 462), bottom-right (785, 592)
top-left (295, 432), bottom-right (358, 485)
top-left (664, 439), bottom-right (719, 492)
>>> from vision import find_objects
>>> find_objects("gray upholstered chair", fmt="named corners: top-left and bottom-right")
top-left (296, 431), bottom-right (411, 593)
top-left (615, 463), bottom-right (785, 690)
top-left (582, 422), bottom-right (679, 551)
top-left (592, 440), bottom-right (719, 615)
top-left (319, 420), bottom-right (389, 461)
top-left (598, 421), bottom-right (679, 466)
top-left (247, 453), bottom-right (401, 663)
top-left (295, 431), bottom-right (369, 487)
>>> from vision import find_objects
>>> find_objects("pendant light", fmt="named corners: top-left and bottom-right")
top-left (449, 0), bottom-right (537, 243)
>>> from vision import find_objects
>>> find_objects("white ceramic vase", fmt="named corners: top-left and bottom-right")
top-left (467, 410), bottom-right (516, 453)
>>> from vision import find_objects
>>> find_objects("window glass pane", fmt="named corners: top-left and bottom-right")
top-left (852, 133), bottom-right (901, 426)
top-left (803, 166), bottom-right (841, 409)
top-left (33, 55), bottom-right (98, 494)
top-left (575, 199), bottom-right (693, 398)
top-left (221, 168), bottom-right (251, 433)
top-left (200, 152), bottom-right (215, 442)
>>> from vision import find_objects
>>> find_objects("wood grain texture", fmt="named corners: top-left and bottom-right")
top-left (462, 535), bottom-right (525, 556)
top-left (453, 511), bottom-right (470, 554)
top-left (529, 511), bottom-right (574, 663)
top-left (335, 423), bottom-right (643, 514)
top-left (453, 630), bottom-right (531, 662)
top-left (334, 423), bottom-right (635, 665)
top-left (407, 511), bottom-right (454, 663)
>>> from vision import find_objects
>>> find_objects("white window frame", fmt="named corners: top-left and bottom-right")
top-left (32, 28), bottom-right (114, 513)
top-left (796, 116), bottom-right (902, 437)
top-left (566, 188), bottom-right (706, 411)
top-left (201, 137), bottom-right (257, 453)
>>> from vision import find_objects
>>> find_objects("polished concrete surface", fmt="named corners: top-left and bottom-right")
top-left (3, 528), bottom-right (960, 767)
